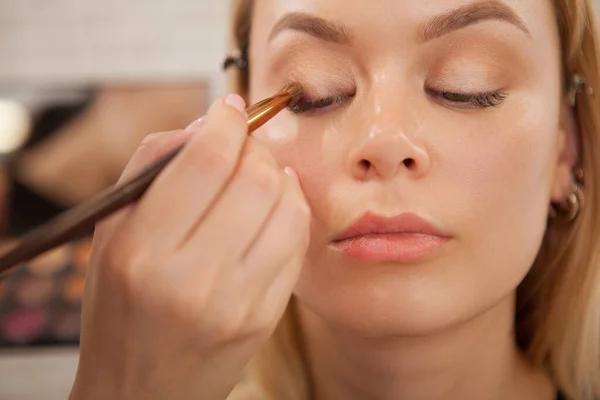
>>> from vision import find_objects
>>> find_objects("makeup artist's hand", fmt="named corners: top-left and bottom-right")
top-left (69, 94), bottom-right (311, 400)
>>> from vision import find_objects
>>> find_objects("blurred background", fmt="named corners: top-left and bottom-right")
top-left (1, 1), bottom-right (600, 399)
top-left (0, 1), bottom-right (229, 398)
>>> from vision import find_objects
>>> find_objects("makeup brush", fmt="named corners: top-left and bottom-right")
top-left (0, 83), bottom-right (303, 276)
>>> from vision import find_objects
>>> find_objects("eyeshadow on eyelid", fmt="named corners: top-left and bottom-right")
top-left (428, 56), bottom-right (513, 87)
top-left (268, 40), bottom-right (354, 74)
top-left (267, 62), bottom-right (356, 100)
top-left (427, 36), bottom-right (529, 74)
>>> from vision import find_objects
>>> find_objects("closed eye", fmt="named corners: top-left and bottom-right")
top-left (288, 94), bottom-right (353, 115)
top-left (427, 89), bottom-right (508, 109)
top-left (287, 89), bottom-right (506, 115)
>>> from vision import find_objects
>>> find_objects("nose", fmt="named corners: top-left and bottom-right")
top-left (347, 122), bottom-right (431, 181)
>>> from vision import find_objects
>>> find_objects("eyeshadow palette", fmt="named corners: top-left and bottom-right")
top-left (0, 237), bottom-right (91, 347)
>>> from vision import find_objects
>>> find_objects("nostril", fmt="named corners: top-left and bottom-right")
top-left (359, 159), bottom-right (371, 170)
top-left (403, 158), bottom-right (415, 169)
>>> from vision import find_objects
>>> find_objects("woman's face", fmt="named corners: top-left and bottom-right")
top-left (248, 0), bottom-right (573, 335)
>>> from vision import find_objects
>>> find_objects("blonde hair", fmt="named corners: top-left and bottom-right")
top-left (227, 1), bottom-right (600, 399)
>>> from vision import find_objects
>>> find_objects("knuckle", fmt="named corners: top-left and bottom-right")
top-left (240, 309), bottom-right (275, 341)
top-left (126, 247), bottom-right (156, 275)
top-left (203, 103), bottom-right (247, 140)
top-left (254, 302), bottom-right (282, 330)
top-left (99, 239), bottom-right (138, 289)
top-left (285, 196), bottom-right (312, 229)
top-left (205, 301), bottom-right (274, 345)
top-left (241, 135), bottom-right (280, 161)
top-left (281, 197), bottom-right (311, 249)
top-left (140, 132), bottom-right (162, 146)
top-left (187, 138), bottom-right (238, 176)
top-left (134, 130), bottom-right (186, 163)
top-left (139, 130), bottom-right (182, 148)
top-left (98, 231), bottom-right (160, 293)
top-left (101, 235), bottom-right (128, 272)
top-left (242, 162), bottom-right (283, 198)
top-left (205, 310), bottom-right (248, 343)
top-left (216, 100), bottom-right (248, 127)
top-left (245, 139), bottom-right (278, 165)
top-left (205, 148), bottom-right (238, 175)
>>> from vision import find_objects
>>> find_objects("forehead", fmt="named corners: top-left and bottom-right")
top-left (251, 0), bottom-right (558, 46)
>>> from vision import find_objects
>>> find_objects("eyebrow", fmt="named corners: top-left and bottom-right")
top-left (268, 1), bottom-right (529, 46)
top-left (419, 1), bottom-right (530, 42)
top-left (268, 12), bottom-right (352, 45)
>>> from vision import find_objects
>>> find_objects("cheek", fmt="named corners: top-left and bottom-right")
top-left (436, 100), bottom-right (560, 282)
top-left (253, 115), bottom-right (334, 200)
top-left (253, 112), bottom-right (301, 145)
top-left (254, 116), bottom-right (346, 253)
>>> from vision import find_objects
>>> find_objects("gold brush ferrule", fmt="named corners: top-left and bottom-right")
top-left (246, 82), bottom-right (303, 133)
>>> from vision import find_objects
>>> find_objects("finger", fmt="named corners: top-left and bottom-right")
top-left (257, 247), bottom-right (305, 327)
top-left (118, 129), bottom-right (192, 184)
top-left (210, 170), bottom-right (310, 337)
top-left (128, 94), bottom-right (249, 251)
top-left (180, 139), bottom-right (285, 269)
top-left (195, 170), bottom-right (309, 344)
top-left (98, 129), bottom-right (193, 241)
top-left (237, 167), bottom-right (310, 297)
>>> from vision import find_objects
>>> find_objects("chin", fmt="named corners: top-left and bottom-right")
top-left (294, 254), bottom-right (526, 338)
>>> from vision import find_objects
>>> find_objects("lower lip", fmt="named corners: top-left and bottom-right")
top-left (329, 233), bottom-right (449, 262)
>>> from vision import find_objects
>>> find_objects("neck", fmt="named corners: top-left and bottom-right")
top-left (298, 294), bottom-right (554, 400)
top-left (15, 110), bottom-right (115, 206)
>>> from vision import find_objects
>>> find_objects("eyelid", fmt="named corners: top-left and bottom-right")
top-left (288, 93), bottom-right (354, 115)
top-left (295, 82), bottom-right (355, 102)
top-left (426, 87), bottom-right (508, 109)
top-left (280, 63), bottom-right (356, 95)
top-left (280, 71), bottom-right (356, 114)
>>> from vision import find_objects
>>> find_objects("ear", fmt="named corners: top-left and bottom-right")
top-left (550, 97), bottom-right (580, 202)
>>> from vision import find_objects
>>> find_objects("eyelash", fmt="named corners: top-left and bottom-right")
top-left (287, 89), bottom-right (508, 115)
top-left (429, 89), bottom-right (508, 109)
top-left (288, 95), bottom-right (352, 115)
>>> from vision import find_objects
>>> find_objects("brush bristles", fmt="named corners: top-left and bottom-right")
top-left (282, 82), bottom-right (304, 108)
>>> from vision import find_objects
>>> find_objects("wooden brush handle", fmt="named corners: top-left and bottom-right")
top-left (0, 83), bottom-right (300, 277)
top-left (0, 144), bottom-right (183, 275)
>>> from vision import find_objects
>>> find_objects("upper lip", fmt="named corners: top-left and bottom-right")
top-left (333, 211), bottom-right (450, 242)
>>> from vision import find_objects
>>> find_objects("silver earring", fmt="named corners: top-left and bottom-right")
top-left (569, 73), bottom-right (594, 107)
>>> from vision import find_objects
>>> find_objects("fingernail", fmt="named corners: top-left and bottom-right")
top-left (185, 117), bottom-right (204, 132)
top-left (284, 167), bottom-right (300, 184)
top-left (225, 94), bottom-right (246, 112)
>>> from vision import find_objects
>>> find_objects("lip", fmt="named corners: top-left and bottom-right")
top-left (329, 212), bottom-right (451, 262)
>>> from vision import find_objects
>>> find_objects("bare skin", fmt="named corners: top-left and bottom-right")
top-left (70, 95), bottom-right (311, 400)
top-left (70, 1), bottom-right (575, 399)
top-left (16, 84), bottom-right (205, 206)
